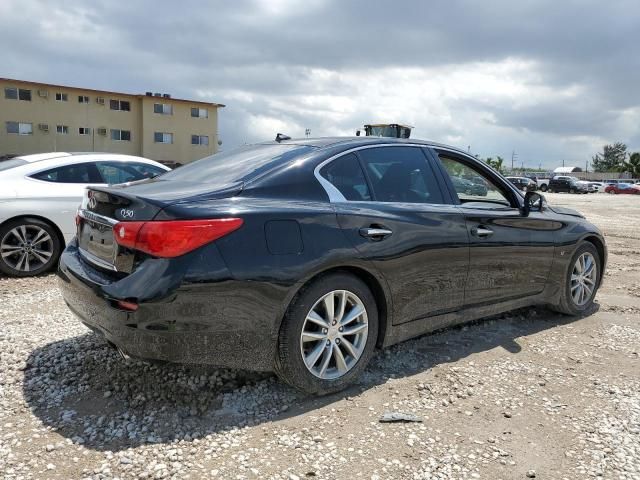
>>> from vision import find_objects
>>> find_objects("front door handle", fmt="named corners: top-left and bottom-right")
top-left (359, 227), bottom-right (393, 240)
top-left (471, 226), bottom-right (494, 238)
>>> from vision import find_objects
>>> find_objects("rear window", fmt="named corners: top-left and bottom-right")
top-left (161, 144), bottom-right (314, 187)
top-left (0, 158), bottom-right (28, 172)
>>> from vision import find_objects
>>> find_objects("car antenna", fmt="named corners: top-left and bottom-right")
top-left (275, 133), bottom-right (291, 143)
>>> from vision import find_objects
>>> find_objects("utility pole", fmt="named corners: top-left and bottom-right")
top-left (511, 150), bottom-right (517, 172)
top-left (562, 158), bottom-right (565, 167)
top-left (467, 145), bottom-right (470, 153)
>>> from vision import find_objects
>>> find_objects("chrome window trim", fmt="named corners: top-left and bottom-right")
top-left (313, 143), bottom-right (438, 203)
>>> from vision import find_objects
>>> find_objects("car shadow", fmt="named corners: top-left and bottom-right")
top-left (22, 304), bottom-right (597, 452)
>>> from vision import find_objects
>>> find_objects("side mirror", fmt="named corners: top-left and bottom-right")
top-left (522, 191), bottom-right (545, 216)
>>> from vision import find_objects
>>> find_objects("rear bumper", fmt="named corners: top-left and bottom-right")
top-left (57, 241), bottom-right (277, 371)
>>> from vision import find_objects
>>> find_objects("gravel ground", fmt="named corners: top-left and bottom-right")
top-left (1, 193), bottom-right (638, 480)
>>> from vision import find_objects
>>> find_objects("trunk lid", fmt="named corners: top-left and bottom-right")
top-left (77, 179), bottom-right (243, 272)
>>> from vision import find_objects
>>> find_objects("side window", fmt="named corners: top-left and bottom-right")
top-left (357, 146), bottom-right (443, 204)
top-left (30, 163), bottom-right (101, 183)
top-left (95, 162), bottom-right (164, 184)
top-left (438, 155), bottom-right (512, 206)
top-left (320, 153), bottom-right (371, 201)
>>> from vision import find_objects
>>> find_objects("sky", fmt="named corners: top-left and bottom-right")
top-left (1, 0), bottom-right (639, 169)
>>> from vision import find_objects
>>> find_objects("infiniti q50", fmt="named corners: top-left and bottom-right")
top-left (58, 137), bottom-right (606, 394)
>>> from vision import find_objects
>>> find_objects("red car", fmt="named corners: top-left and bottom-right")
top-left (604, 183), bottom-right (640, 194)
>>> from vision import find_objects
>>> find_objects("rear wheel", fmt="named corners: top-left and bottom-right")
top-left (275, 273), bottom-right (378, 395)
top-left (570, 187), bottom-right (577, 194)
top-left (0, 218), bottom-right (61, 277)
top-left (550, 242), bottom-right (601, 316)
top-left (539, 184), bottom-right (548, 192)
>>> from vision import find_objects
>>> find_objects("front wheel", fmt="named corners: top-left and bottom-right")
top-left (549, 242), bottom-right (601, 316)
top-left (0, 218), bottom-right (61, 277)
top-left (275, 273), bottom-right (379, 395)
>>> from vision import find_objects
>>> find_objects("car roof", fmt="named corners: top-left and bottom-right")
top-left (0, 153), bottom-right (169, 177)
top-left (261, 136), bottom-right (471, 155)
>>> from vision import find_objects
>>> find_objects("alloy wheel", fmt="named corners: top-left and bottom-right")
top-left (570, 252), bottom-right (597, 306)
top-left (0, 224), bottom-right (54, 273)
top-left (300, 289), bottom-right (369, 380)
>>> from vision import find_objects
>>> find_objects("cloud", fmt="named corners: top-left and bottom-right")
top-left (1, 0), bottom-right (639, 167)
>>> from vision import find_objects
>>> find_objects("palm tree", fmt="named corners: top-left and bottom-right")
top-left (619, 152), bottom-right (640, 177)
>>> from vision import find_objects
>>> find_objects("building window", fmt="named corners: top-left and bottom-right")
top-left (154, 132), bottom-right (173, 144)
top-left (110, 99), bottom-right (131, 111)
top-left (4, 88), bottom-right (31, 101)
top-left (78, 127), bottom-right (91, 135)
top-left (110, 129), bottom-right (131, 141)
top-left (191, 107), bottom-right (208, 118)
top-left (78, 95), bottom-right (90, 103)
top-left (55, 92), bottom-right (68, 101)
top-left (191, 135), bottom-right (209, 145)
top-left (6, 121), bottom-right (33, 135)
top-left (56, 125), bottom-right (69, 134)
top-left (153, 103), bottom-right (173, 115)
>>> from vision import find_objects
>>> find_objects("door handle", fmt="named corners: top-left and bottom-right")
top-left (359, 227), bottom-right (393, 240)
top-left (471, 226), bottom-right (494, 238)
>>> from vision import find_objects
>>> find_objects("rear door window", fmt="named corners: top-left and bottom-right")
top-left (95, 162), bottom-right (166, 184)
top-left (357, 146), bottom-right (444, 204)
top-left (30, 163), bottom-right (102, 183)
top-left (319, 153), bottom-right (371, 201)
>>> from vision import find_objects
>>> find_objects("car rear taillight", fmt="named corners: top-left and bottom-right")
top-left (113, 218), bottom-right (243, 258)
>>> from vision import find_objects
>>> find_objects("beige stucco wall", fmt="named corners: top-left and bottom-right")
top-left (0, 78), bottom-right (221, 164)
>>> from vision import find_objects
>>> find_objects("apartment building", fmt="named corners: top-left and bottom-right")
top-left (0, 77), bottom-right (224, 164)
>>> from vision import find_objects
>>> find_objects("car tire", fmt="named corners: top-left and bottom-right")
top-left (540, 184), bottom-right (548, 192)
top-left (549, 242), bottom-right (601, 316)
top-left (275, 272), bottom-right (379, 395)
top-left (0, 218), bottom-right (62, 277)
top-left (569, 187), bottom-right (577, 194)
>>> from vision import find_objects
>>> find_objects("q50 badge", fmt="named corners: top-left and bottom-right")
top-left (120, 208), bottom-right (135, 219)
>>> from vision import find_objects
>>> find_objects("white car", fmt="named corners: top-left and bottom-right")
top-left (0, 152), bottom-right (170, 277)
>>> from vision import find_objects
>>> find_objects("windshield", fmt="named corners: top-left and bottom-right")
top-left (160, 144), bottom-right (314, 187)
top-left (0, 158), bottom-right (28, 172)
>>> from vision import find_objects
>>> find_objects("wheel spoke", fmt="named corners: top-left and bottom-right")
top-left (306, 310), bottom-right (329, 328)
top-left (333, 344), bottom-right (348, 372)
top-left (32, 232), bottom-right (52, 246)
top-left (323, 293), bottom-right (335, 321)
top-left (15, 252), bottom-right (27, 271)
top-left (318, 344), bottom-right (333, 377)
top-left (583, 276), bottom-right (595, 286)
top-left (10, 227), bottom-right (26, 244)
top-left (340, 304), bottom-right (364, 327)
top-left (30, 249), bottom-right (51, 264)
top-left (304, 342), bottom-right (326, 369)
top-left (335, 291), bottom-right (347, 324)
top-left (342, 323), bottom-right (367, 336)
top-left (340, 337), bottom-right (358, 358)
top-left (301, 331), bottom-right (326, 343)
top-left (1, 246), bottom-right (22, 258)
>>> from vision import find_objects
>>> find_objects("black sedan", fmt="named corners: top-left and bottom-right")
top-left (58, 137), bottom-right (607, 395)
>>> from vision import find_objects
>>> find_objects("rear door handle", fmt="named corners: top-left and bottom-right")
top-left (471, 226), bottom-right (494, 237)
top-left (359, 227), bottom-right (393, 240)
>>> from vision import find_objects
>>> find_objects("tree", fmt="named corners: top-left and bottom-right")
top-left (484, 156), bottom-right (505, 173)
top-left (591, 143), bottom-right (627, 172)
top-left (619, 152), bottom-right (640, 177)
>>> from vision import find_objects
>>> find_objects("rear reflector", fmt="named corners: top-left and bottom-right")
top-left (114, 218), bottom-right (243, 258)
top-left (116, 300), bottom-right (139, 312)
